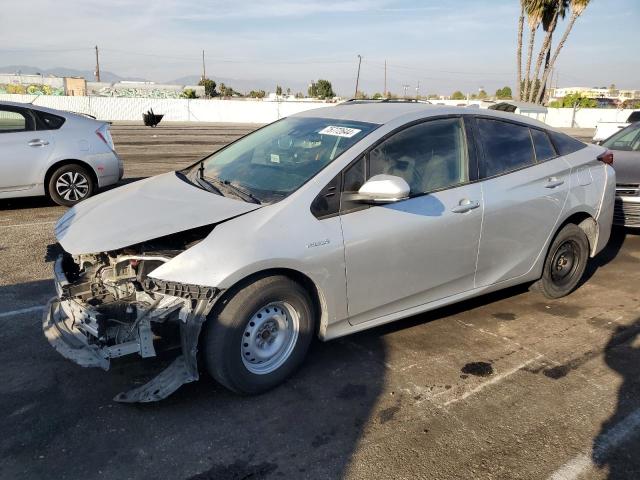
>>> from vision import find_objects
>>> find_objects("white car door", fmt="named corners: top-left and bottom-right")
top-left (0, 106), bottom-right (53, 192)
top-left (339, 117), bottom-right (483, 324)
top-left (473, 118), bottom-right (571, 286)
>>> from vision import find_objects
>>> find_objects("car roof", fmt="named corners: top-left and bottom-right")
top-left (292, 101), bottom-right (551, 129)
top-left (0, 100), bottom-right (100, 123)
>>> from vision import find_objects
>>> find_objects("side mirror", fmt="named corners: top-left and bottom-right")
top-left (355, 174), bottom-right (410, 204)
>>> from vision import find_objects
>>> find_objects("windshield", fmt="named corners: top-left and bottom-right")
top-left (189, 117), bottom-right (377, 203)
top-left (602, 123), bottom-right (640, 152)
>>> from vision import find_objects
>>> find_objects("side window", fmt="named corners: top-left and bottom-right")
top-left (530, 129), bottom-right (557, 162)
top-left (0, 109), bottom-right (28, 133)
top-left (367, 118), bottom-right (468, 194)
top-left (477, 118), bottom-right (535, 177)
top-left (548, 131), bottom-right (586, 156)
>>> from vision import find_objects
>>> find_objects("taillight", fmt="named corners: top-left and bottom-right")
top-left (598, 150), bottom-right (614, 165)
top-left (96, 124), bottom-right (115, 150)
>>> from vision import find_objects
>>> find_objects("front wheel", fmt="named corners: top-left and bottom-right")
top-left (532, 223), bottom-right (590, 299)
top-left (202, 275), bottom-right (315, 395)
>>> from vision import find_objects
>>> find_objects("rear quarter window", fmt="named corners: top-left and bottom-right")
top-left (34, 110), bottom-right (66, 130)
top-left (548, 131), bottom-right (586, 156)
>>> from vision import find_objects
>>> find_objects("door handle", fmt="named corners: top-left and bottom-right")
top-left (28, 139), bottom-right (49, 147)
top-left (545, 177), bottom-right (564, 188)
top-left (451, 199), bottom-right (480, 214)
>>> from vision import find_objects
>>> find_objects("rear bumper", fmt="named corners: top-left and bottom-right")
top-left (614, 196), bottom-right (640, 228)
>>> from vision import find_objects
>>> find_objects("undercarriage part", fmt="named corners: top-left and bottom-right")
top-left (113, 296), bottom-right (215, 403)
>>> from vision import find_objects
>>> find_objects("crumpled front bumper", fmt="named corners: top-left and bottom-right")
top-left (42, 298), bottom-right (110, 371)
top-left (42, 254), bottom-right (219, 403)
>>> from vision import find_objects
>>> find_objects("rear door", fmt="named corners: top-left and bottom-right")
top-left (0, 105), bottom-right (53, 192)
top-left (473, 117), bottom-right (571, 286)
top-left (338, 116), bottom-right (484, 324)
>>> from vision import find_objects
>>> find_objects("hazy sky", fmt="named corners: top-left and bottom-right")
top-left (1, 0), bottom-right (638, 95)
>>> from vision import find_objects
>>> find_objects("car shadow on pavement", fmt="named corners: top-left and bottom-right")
top-left (580, 226), bottom-right (630, 285)
top-left (593, 317), bottom-right (640, 479)
top-left (0, 196), bottom-right (58, 211)
top-left (0, 278), bottom-right (387, 480)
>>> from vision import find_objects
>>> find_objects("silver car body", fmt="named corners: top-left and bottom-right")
top-left (0, 101), bottom-right (122, 199)
top-left (45, 103), bottom-right (615, 401)
top-left (600, 122), bottom-right (640, 227)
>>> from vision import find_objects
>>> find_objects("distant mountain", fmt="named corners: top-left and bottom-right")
top-left (0, 65), bottom-right (148, 83)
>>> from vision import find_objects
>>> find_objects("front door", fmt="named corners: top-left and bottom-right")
top-left (339, 117), bottom-right (483, 324)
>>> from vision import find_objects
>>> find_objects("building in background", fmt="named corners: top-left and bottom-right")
top-left (0, 73), bottom-right (203, 98)
top-left (551, 86), bottom-right (640, 103)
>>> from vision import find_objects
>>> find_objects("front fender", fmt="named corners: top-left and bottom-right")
top-left (149, 207), bottom-right (348, 329)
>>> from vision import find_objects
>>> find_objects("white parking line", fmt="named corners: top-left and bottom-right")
top-left (0, 220), bottom-right (56, 228)
top-left (0, 305), bottom-right (45, 318)
top-left (548, 408), bottom-right (640, 480)
top-left (443, 355), bottom-right (543, 406)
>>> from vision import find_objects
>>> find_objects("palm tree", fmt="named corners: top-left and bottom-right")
top-left (516, 1), bottom-right (525, 100)
top-left (527, 0), bottom-right (564, 102)
top-left (522, 0), bottom-right (545, 101)
top-left (535, 0), bottom-right (591, 103)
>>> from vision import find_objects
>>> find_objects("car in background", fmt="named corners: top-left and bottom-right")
top-left (593, 110), bottom-right (640, 143)
top-left (0, 101), bottom-right (122, 206)
top-left (600, 122), bottom-right (640, 227)
top-left (44, 103), bottom-right (615, 402)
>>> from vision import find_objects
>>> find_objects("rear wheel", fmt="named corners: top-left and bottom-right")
top-left (48, 164), bottom-right (95, 207)
top-left (532, 223), bottom-right (589, 299)
top-left (202, 275), bottom-right (315, 395)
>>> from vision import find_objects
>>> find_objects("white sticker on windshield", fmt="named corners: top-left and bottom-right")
top-left (270, 153), bottom-right (280, 163)
top-left (318, 126), bottom-right (362, 138)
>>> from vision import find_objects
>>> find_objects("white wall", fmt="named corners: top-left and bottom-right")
top-left (0, 93), bottom-right (635, 128)
top-left (0, 94), bottom-right (333, 124)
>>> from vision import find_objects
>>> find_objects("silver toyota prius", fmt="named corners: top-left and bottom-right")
top-left (44, 103), bottom-right (615, 402)
top-left (0, 101), bottom-right (122, 206)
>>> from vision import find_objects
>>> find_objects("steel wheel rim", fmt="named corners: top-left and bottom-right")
top-left (241, 301), bottom-right (300, 375)
top-left (550, 240), bottom-right (580, 287)
top-left (56, 171), bottom-right (89, 202)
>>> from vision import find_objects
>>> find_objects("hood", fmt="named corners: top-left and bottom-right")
top-left (56, 172), bottom-right (261, 255)
top-left (611, 150), bottom-right (640, 185)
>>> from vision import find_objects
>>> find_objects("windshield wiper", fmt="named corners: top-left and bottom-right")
top-left (195, 175), bottom-right (223, 195)
top-left (223, 181), bottom-right (262, 204)
top-left (204, 176), bottom-right (261, 204)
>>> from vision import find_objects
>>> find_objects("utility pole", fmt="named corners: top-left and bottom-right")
top-left (94, 45), bottom-right (101, 82)
top-left (354, 54), bottom-right (362, 98)
top-left (384, 60), bottom-right (387, 97)
top-left (416, 80), bottom-right (420, 99)
top-left (402, 84), bottom-right (410, 99)
top-left (201, 50), bottom-right (206, 82)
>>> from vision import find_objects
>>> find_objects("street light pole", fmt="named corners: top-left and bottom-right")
top-left (354, 55), bottom-right (362, 98)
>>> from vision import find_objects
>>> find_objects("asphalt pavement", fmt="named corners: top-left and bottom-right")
top-left (1, 123), bottom-right (639, 480)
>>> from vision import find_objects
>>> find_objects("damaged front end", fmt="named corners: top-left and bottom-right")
top-left (43, 238), bottom-right (219, 403)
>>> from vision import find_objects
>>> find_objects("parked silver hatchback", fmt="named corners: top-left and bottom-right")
top-left (44, 103), bottom-right (615, 402)
top-left (0, 101), bottom-right (122, 206)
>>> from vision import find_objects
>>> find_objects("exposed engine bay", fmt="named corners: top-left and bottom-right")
top-left (43, 226), bottom-right (220, 403)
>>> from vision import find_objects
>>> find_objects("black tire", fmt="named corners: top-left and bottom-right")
top-left (531, 223), bottom-right (590, 299)
top-left (202, 275), bottom-right (315, 395)
top-left (48, 164), bottom-right (95, 207)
